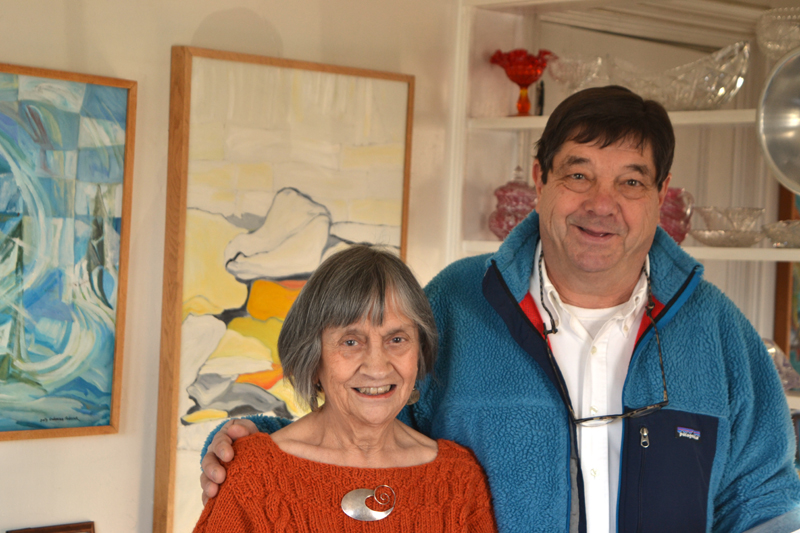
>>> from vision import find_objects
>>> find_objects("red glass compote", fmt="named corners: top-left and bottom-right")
top-left (490, 49), bottom-right (554, 115)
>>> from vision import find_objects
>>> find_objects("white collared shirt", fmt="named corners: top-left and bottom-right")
top-left (530, 243), bottom-right (649, 533)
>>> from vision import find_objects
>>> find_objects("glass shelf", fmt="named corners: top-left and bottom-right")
top-left (463, 0), bottom-right (620, 12)
top-left (787, 390), bottom-right (800, 411)
top-left (469, 109), bottom-right (756, 131)
top-left (462, 240), bottom-right (800, 262)
top-left (686, 246), bottom-right (800, 262)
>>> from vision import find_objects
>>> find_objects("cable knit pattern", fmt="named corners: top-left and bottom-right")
top-left (194, 434), bottom-right (498, 533)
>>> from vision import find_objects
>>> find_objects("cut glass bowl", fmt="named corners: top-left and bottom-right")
top-left (694, 207), bottom-right (765, 231)
top-left (756, 8), bottom-right (800, 61)
top-left (689, 230), bottom-right (764, 248)
top-left (547, 55), bottom-right (609, 95)
top-left (690, 207), bottom-right (765, 247)
top-left (608, 41), bottom-right (750, 111)
top-left (763, 220), bottom-right (800, 248)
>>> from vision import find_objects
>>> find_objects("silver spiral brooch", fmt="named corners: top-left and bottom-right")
top-left (340, 485), bottom-right (396, 521)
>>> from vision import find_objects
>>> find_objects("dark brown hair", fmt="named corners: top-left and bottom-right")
top-left (535, 85), bottom-right (675, 189)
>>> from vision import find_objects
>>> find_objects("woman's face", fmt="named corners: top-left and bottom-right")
top-left (317, 299), bottom-right (419, 430)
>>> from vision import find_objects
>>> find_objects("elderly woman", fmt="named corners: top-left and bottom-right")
top-left (194, 245), bottom-right (497, 532)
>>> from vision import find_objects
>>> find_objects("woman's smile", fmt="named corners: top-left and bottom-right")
top-left (354, 384), bottom-right (395, 397)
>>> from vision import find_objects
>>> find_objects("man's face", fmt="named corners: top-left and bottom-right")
top-left (533, 138), bottom-right (670, 281)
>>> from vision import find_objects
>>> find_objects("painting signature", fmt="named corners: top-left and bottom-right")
top-left (40, 416), bottom-right (80, 423)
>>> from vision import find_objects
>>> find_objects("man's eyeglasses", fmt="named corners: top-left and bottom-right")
top-left (537, 254), bottom-right (669, 427)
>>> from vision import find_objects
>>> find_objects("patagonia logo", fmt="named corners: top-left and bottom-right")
top-left (676, 426), bottom-right (701, 441)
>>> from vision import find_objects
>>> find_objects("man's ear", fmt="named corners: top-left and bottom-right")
top-left (658, 173), bottom-right (672, 207)
top-left (532, 160), bottom-right (545, 198)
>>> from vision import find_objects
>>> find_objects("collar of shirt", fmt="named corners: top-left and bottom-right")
top-left (530, 242), bottom-right (650, 339)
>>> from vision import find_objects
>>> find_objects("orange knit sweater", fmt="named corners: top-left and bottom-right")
top-left (194, 433), bottom-right (498, 533)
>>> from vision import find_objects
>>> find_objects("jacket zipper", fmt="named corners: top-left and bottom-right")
top-left (619, 268), bottom-right (698, 531)
top-left (636, 427), bottom-right (649, 533)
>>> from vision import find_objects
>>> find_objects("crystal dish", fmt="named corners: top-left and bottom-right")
top-left (547, 55), bottom-right (609, 95)
top-left (608, 41), bottom-right (750, 111)
top-left (756, 8), bottom-right (800, 61)
top-left (763, 220), bottom-right (800, 248)
top-left (694, 207), bottom-right (764, 232)
top-left (689, 230), bottom-right (764, 248)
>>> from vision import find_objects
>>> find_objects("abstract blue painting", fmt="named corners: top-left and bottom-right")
top-left (0, 65), bottom-right (135, 439)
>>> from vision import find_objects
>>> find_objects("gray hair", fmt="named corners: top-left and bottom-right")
top-left (277, 244), bottom-right (438, 409)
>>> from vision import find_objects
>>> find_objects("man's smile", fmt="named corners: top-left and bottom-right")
top-left (577, 226), bottom-right (615, 238)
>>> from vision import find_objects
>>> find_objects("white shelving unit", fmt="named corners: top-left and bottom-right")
top-left (447, 2), bottom-right (794, 317)
top-left (447, 0), bottom-right (799, 437)
top-left (446, 0), bottom-right (787, 271)
top-left (444, 0), bottom-right (775, 264)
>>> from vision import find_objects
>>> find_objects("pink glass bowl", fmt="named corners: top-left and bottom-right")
top-left (659, 187), bottom-right (694, 244)
top-left (488, 167), bottom-right (538, 240)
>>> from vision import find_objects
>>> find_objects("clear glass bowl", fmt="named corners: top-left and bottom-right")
top-left (756, 8), bottom-right (800, 61)
top-left (608, 41), bottom-right (750, 111)
top-left (689, 230), bottom-right (765, 248)
top-left (694, 207), bottom-right (765, 231)
top-left (547, 55), bottom-right (609, 95)
top-left (763, 220), bottom-right (800, 248)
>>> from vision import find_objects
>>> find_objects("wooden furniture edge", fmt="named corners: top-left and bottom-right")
top-left (401, 76), bottom-right (414, 262)
top-left (180, 46), bottom-right (414, 84)
top-left (0, 61), bottom-right (136, 88)
top-left (153, 45), bottom-right (192, 533)
top-left (109, 77), bottom-right (138, 434)
top-left (774, 186), bottom-right (797, 356)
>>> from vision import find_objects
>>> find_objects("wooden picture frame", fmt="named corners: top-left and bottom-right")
top-left (774, 185), bottom-right (799, 366)
top-left (8, 522), bottom-right (95, 533)
top-left (0, 63), bottom-right (135, 441)
top-left (154, 46), bottom-right (414, 533)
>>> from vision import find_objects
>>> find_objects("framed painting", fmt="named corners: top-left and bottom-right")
top-left (8, 522), bottom-right (95, 533)
top-left (0, 63), bottom-right (135, 441)
top-left (775, 185), bottom-right (800, 375)
top-left (154, 46), bottom-right (413, 532)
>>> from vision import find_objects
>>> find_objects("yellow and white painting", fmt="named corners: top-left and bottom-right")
top-left (173, 56), bottom-right (410, 530)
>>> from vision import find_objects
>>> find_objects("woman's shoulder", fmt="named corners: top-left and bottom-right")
top-left (434, 439), bottom-right (484, 472)
top-left (427, 440), bottom-right (494, 515)
top-left (227, 433), bottom-right (283, 475)
top-left (436, 438), bottom-right (475, 456)
top-left (232, 431), bottom-right (278, 452)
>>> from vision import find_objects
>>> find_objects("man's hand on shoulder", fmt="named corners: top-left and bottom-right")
top-left (200, 418), bottom-right (258, 504)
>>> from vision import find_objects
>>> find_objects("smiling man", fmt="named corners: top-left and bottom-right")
top-left (200, 86), bottom-right (800, 533)
top-left (534, 139), bottom-right (668, 307)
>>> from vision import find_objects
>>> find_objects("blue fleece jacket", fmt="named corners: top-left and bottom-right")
top-left (204, 212), bottom-right (800, 532)
top-left (401, 212), bottom-right (800, 533)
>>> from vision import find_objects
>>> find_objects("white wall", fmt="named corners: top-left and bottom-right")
top-left (0, 1), bottom-right (457, 531)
